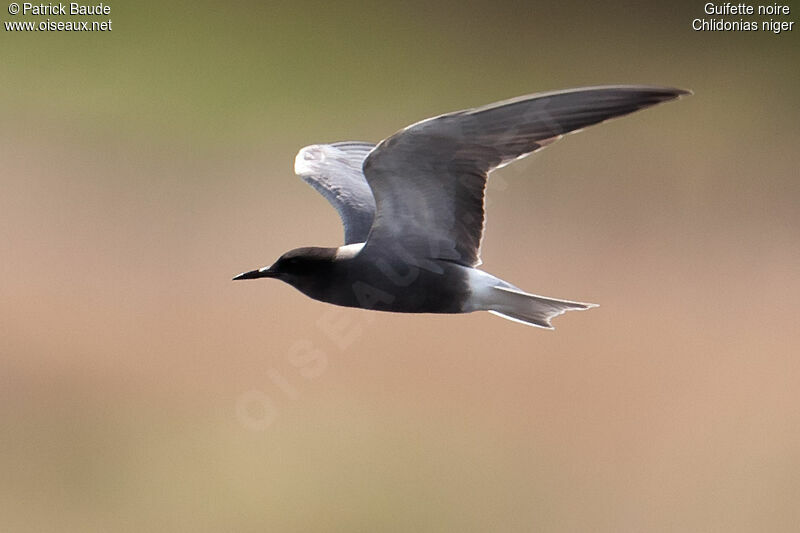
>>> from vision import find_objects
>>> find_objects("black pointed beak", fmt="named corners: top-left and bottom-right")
top-left (232, 267), bottom-right (277, 281)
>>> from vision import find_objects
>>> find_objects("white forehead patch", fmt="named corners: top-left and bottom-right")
top-left (334, 242), bottom-right (365, 260)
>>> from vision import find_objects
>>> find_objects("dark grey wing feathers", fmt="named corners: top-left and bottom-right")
top-left (363, 85), bottom-right (689, 267)
top-left (294, 141), bottom-right (376, 244)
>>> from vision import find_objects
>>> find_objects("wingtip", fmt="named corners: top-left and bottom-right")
top-left (638, 86), bottom-right (692, 101)
top-left (600, 85), bottom-right (693, 101)
top-left (668, 87), bottom-right (693, 98)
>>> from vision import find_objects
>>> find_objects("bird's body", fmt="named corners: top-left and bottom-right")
top-left (235, 86), bottom-right (689, 328)
top-left (275, 244), bottom-right (470, 314)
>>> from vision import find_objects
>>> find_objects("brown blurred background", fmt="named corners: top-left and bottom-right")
top-left (2, 1), bottom-right (799, 531)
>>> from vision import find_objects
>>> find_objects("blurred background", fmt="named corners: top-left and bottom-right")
top-left (2, 0), bottom-right (798, 531)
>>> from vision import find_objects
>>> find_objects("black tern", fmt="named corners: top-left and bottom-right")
top-left (235, 86), bottom-right (689, 328)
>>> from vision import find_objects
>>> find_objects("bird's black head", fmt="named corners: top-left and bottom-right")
top-left (233, 247), bottom-right (337, 282)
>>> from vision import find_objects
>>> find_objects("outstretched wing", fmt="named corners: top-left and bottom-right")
top-left (362, 86), bottom-right (689, 267)
top-left (294, 141), bottom-right (376, 244)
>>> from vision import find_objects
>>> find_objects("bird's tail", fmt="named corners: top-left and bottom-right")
top-left (487, 286), bottom-right (597, 329)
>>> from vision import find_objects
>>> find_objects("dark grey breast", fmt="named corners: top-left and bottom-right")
top-left (361, 86), bottom-right (689, 267)
top-left (294, 141), bottom-right (377, 244)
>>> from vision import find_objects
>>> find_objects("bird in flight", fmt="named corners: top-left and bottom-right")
top-left (235, 86), bottom-right (688, 328)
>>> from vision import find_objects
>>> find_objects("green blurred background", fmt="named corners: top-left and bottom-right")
top-left (2, 1), bottom-right (799, 531)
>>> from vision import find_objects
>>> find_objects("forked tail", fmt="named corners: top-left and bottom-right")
top-left (488, 286), bottom-right (597, 329)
